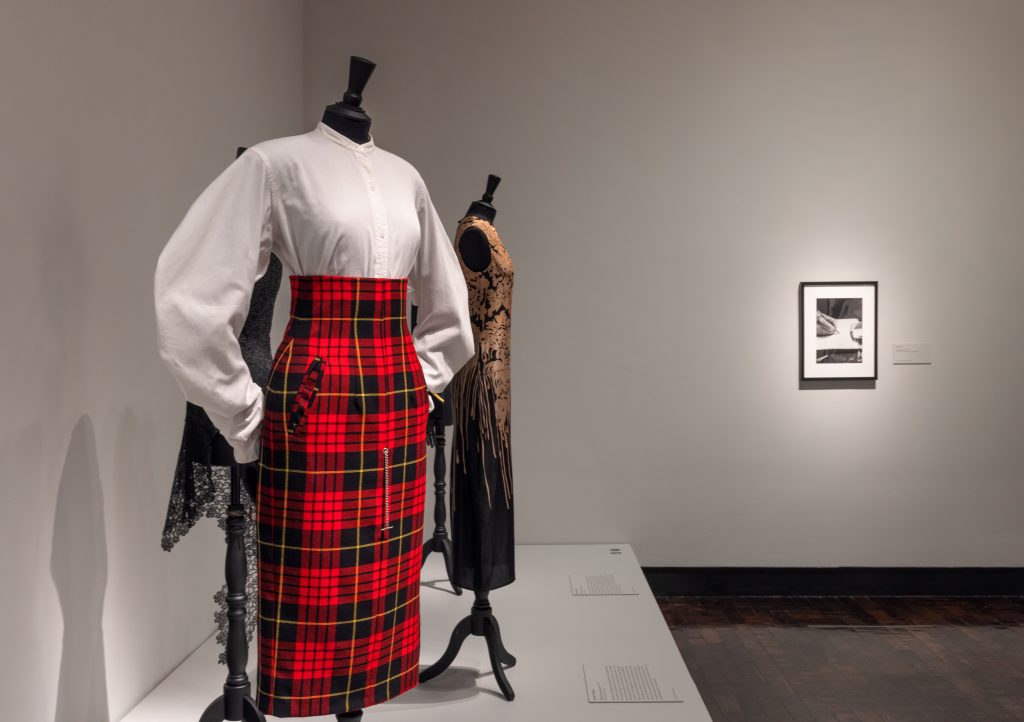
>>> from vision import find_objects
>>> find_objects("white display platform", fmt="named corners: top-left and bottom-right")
top-left (123, 544), bottom-right (710, 721)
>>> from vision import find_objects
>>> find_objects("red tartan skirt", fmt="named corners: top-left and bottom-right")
top-left (254, 275), bottom-right (429, 717)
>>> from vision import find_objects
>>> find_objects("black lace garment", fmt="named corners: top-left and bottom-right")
top-left (161, 253), bottom-right (282, 664)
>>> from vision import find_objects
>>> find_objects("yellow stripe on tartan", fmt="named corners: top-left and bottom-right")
top-left (264, 383), bottom-right (426, 397)
top-left (255, 337), bottom-right (291, 710)
top-left (387, 332), bottom-right (416, 686)
top-left (345, 276), bottom-right (367, 699)
top-left (258, 592), bottom-right (419, 626)
top-left (257, 523), bottom-right (423, 552)
top-left (270, 339), bottom-right (295, 700)
top-left (256, 662), bottom-right (415, 701)
top-left (259, 453), bottom-right (424, 476)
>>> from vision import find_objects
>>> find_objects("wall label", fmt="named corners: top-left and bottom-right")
top-left (893, 343), bottom-right (932, 364)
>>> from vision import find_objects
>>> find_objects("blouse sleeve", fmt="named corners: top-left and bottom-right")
top-left (408, 177), bottom-right (476, 401)
top-left (154, 148), bottom-right (275, 463)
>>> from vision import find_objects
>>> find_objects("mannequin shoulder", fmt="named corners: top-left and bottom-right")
top-left (458, 226), bottom-right (492, 273)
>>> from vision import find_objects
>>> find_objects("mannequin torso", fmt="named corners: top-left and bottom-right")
top-left (459, 195), bottom-right (498, 273)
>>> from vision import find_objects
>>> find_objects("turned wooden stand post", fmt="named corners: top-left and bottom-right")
top-left (199, 462), bottom-right (264, 722)
top-left (412, 302), bottom-right (460, 594)
top-left (420, 412), bottom-right (461, 594)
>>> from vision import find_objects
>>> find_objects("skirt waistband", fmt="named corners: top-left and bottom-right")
top-left (285, 275), bottom-right (409, 338)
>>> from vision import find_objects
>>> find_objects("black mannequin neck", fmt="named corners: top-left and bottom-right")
top-left (320, 106), bottom-right (372, 144)
top-left (465, 201), bottom-right (497, 224)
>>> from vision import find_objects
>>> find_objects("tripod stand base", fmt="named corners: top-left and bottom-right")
top-left (198, 690), bottom-right (264, 722)
top-left (419, 594), bottom-right (516, 701)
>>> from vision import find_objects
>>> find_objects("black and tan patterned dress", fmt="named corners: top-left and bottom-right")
top-left (449, 214), bottom-right (514, 591)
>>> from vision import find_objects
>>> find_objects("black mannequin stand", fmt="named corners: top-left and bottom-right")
top-left (420, 412), bottom-right (461, 594)
top-left (199, 462), bottom-right (264, 722)
top-left (419, 589), bottom-right (517, 700)
top-left (412, 302), bottom-right (461, 594)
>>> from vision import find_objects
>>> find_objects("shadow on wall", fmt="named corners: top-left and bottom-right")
top-left (50, 415), bottom-right (110, 722)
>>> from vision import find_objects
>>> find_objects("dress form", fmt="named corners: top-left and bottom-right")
top-left (420, 175), bottom-right (517, 701)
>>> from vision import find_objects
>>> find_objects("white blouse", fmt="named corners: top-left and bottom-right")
top-left (154, 121), bottom-right (475, 463)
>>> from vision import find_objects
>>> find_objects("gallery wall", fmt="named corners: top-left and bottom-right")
top-left (3, 2), bottom-right (1024, 720)
top-left (304, 0), bottom-right (1024, 567)
top-left (0, 1), bottom-right (304, 719)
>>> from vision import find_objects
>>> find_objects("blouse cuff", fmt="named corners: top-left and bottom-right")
top-left (206, 385), bottom-right (264, 463)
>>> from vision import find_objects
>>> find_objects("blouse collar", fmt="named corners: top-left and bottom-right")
top-left (316, 120), bottom-right (376, 153)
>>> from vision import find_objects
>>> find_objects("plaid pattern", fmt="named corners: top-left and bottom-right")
top-left (254, 275), bottom-right (429, 717)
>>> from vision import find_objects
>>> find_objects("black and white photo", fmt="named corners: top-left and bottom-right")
top-left (800, 282), bottom-right (878, 380)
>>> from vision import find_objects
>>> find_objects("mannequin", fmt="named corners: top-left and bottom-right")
top-left (322, 52), bottom-right (376, 722)
top-left (421, 174), bottom-right (517, 700)
top-left (321, 56), bottom-right (375, 145)
top-left (159, 50), bottom-right (474, 719)
top-left (449, 174), bottom-right (515, 595)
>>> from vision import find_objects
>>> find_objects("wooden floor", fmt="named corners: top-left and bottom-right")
top-left (659, 596), bottom-right (1024, 722)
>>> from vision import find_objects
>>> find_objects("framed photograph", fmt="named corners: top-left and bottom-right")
top-left (800, 282), bottom-right (878, 381)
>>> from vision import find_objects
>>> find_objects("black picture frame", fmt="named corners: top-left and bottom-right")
top-left (799, 281), bottom-right (878, 381)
